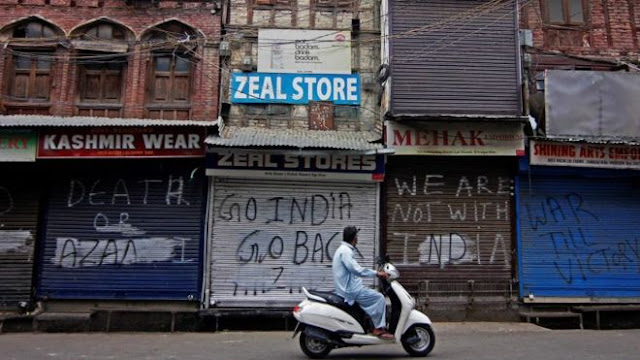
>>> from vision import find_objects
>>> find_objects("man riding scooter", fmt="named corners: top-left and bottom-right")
top-left (332, 225), bottom-right (394, 340)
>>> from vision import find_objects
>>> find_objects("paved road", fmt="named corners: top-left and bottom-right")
top-left (1, 323), bottom-right (639, 360)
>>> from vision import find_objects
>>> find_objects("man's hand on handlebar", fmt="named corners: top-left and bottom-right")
top-left (377, 269), bottom-right (389, 279)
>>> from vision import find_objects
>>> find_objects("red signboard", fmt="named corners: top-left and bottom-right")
top-left (37, 127), bottom-right (206, 158)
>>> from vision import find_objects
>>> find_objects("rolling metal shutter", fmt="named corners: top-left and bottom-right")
top-left (385, 157), bottom-right (514, 295)
top-left (517, 174), bottom-right (640, 300)
top-left (0, 164), bottom-right (39, 309)
top-left (389, 0), bottom-right (520, 116)
top-left (36, 160), bottom-right (205, 300)
top-left (209, 178), bottom-right (379, 307)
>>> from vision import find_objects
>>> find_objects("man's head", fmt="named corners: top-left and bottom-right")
top-left (343, 226), bottom-right (359, 246)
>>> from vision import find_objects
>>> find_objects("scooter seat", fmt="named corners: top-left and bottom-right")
top-left (307, 290), bottom-right (347, 308)
top-left (307, 290), bottom-right (372, 331)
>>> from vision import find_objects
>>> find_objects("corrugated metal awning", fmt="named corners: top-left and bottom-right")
top-left (205, 126), bottom-right (383, 151)
top-left (0, 115), bottom-right (218, 127)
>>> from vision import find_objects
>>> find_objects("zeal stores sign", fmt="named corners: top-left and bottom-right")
top-left (37, 128), bottom-right (206, 158)
top-left (206, 149), bottom-right (384, 182)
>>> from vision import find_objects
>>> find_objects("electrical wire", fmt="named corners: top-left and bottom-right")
top-left (0, 0), bottom-right (534, 123)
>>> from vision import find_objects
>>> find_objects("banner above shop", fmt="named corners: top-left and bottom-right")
top-left (530, 140), bottom-right (640, 169)
top-left (386, 121), bottom-right (525, 156)
top-left (37, 127), bottom-right (206, 158)
top-left (0, 129), bottom-right (36, 162)
top-left (258, 29), bottom-right (351, 74)
top-left (230, 72), bottom-right (360, 105)
top-left (206, 149), bottom-right (384, 182)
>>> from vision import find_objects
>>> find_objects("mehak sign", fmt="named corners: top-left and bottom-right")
top-left (386, 121), bottom-right (525, 156)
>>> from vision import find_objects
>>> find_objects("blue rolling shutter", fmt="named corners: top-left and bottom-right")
top-left (36, 160), bottom-right (205, 300)
top-left (517, 173), bottom-right (640, 299)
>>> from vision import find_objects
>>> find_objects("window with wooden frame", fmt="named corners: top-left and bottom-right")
top-left (543, 0), bottom-right (587, 26)
top-left (72, 22), bottom-right (130, 117)
top-left (148, 54), bottom-right (192, 105)
top-left (2, 20), bottom-right (60, 109)
top-left (142, 21), bottom-right (197, 120)
top-left (6, 51), bottom-right (53, 102)
top-left (77, 59), bottom-right (125, 104)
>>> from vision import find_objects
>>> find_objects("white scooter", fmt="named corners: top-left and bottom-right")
top-left (292, 262), bottom-right (435, 358)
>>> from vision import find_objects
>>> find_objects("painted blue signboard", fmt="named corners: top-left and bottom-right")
top-left (230, 73), bottom-right (360, 105)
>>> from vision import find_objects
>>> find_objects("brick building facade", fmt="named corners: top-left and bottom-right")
top-left (517, 1), bottom-right (640, 324)
top-left (0, 0), bottom-right (221, 120)
top-left (0, 1), bottom-right (222, 323)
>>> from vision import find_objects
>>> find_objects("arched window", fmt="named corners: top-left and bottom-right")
top-left (79, 22), bottom-right (126, 41)
top-left (71, 21), bottom-right (132, 117)
top-left (142, 21), bottom-right (199, 120)
top-left (12, 21), bottom-right (58, 38)
top-left (1, 19), bottom-right (61, 112)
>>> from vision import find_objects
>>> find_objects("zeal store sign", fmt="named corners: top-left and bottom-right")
top-left (37, 128), bottom-right (206, 158)
top-left (530, 140), bottom-right (640, 169)
top-left (387, 121), bottom-right (525, 156)
top-left (206, 149), bottom-right (384, 182)
top-left (231, 73), bottom-right (360, 105)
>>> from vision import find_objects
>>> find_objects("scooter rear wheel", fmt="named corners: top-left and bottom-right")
top-left (401, 324), bottom-right (435, 357)
top-left (299, 332), bottom-right (332, 359)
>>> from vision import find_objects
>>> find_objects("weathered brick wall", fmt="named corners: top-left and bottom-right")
top-left (521, 0), bottom-right (639, 59)
top-left (0, 1), bottom-right (221, 121)
top-left (223, 0), bottom-right (381, 133)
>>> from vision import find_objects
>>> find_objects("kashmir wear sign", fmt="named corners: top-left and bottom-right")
top-left (258, 29), bottom-right (351, 74)
top-left (530, 140), bottom-right (640, 169)
top-left (37, 127), bottom-right (206, 158)
top-left (0, 129), bottom-right (36, 162)
top-left (386, 121), bottom-right (525, 156)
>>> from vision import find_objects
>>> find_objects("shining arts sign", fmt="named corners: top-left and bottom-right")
top-left (230, 72), bottom-right (360, 105)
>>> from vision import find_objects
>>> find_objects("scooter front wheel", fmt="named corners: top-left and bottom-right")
top-left (299, 332), bottom-right (332, 359)
top-left (401, 324), bottom-right (435, 357)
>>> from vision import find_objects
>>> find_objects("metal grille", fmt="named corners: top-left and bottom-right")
top-left (518, 173), bottom-right (640, 300)
top-left (209, 178), bottom-right (378, 307)
top-left (36, 159), bottom-right (205, 300)
top-left (389, 0), bottom-right (520, 116)
top-left (0, 164), bottom-right (39, 309)
top-left (385, 157), bottom-right (514, 295)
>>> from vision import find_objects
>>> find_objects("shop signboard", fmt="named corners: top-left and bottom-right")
top-left (206, 149), bottom-right (384, 182)
top-left (230, 72), bottom-right (360, 105)
top-left (530, 140), bottom-right (640, 169)
top-left (0, 130), bottom-right (36, 162)
top-left (386, 121), bottom-right (525, 156)
top-left (37, 128), bottom-right (206, 158)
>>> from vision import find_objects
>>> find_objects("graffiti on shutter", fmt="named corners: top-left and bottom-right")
top-left (210, 179), bottom-right (377, 306)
